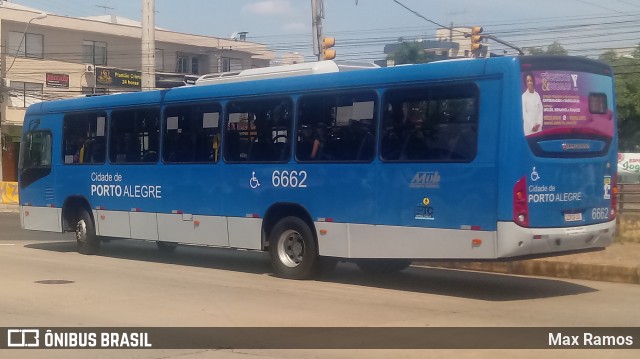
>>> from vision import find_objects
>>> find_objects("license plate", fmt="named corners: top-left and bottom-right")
top-left (564, 213), bottom-right (583, 222)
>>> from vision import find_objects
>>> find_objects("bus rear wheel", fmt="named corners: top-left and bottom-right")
top-left (76, 209), bottom-right (100, 255)
top-left (355, 259), bottom-right (412, 274)
top-left (269, 216), bottom-right (319, 279)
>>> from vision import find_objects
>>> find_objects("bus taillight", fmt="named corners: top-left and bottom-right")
top-left (513, 176), bottom-right (530, 227)
top-left (610, 174), bottom-right (618, 220)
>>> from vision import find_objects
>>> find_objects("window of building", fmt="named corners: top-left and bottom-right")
top-left (8, 31), bottom-right (44, 59)
top-left (380, 84), bottom-right (478, 162)
top-left (224, 98), bottom-right (292, 163)
top-left (296, 92), bottom-right (377, 162)
top-left (83, 40), bottom-right (107, 65)
top-left (175, 54), bottom-right (204, 74)
top-left (176, 55), bottom-right (189, 73)
top-left (163, 103), bottom-right (222, 163)
top-left (8, 82), bottom-right (43, 108)
top-left (62, 112), bottom-right (107, 164)
top-left (155, 49), bottom-right (165, 72)
top-left (191, 57), bottom-right (199, 75)
top-left (221, 57), bottom-right (243, 72)
top-left (109, 108), bottom-right (160, 163)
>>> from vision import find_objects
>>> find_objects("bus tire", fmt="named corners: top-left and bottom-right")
top-left (75, 209), bottom-right (99, 255)
top-left (269, 216), bottom-right (319, 279)
top-left (355, 259), bottom-right (412, 274)
top-left (156, 241), bottom-right (178, 252)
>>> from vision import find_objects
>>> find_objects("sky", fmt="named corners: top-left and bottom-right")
top-left (5, 0), bottom-right (640, 62)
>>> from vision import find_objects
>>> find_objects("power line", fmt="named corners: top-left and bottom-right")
top-left (390, 0), bottom-right (466, 35)
top-left (573, 0), bottom-right (623, 13)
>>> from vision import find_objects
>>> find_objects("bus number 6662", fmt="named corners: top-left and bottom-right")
top-left (272, 170), bottom-right (308, 188)
top-left (591, 207), bottom-right (609, 220)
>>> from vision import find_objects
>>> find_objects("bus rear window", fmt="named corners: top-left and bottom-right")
top-left (521, 70), bottom-right (614, 158)
top-left (589, 93), bottom-right (607, 114)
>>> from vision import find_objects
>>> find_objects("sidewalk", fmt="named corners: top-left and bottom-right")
top-left (416, 242), bottom-right (640, 284)
top-left (2, 203), bottom-right (638, 284)
top-left (0, 204), bottom-right (18, 213)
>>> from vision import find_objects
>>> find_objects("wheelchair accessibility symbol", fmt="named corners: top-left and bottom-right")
top-left (531, 167), bottom-right (540, 182)
top-left (250, 171), bottom-right (261, 189)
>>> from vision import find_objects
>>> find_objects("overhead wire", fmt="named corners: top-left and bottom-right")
top-left (3, 0), bottom-right (640, 66)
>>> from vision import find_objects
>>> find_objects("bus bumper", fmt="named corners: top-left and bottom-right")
top-left (496, 220), bottom-right (615, 258)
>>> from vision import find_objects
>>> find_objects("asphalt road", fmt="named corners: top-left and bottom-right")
top-left (1, 212), bottom-right (639, 358)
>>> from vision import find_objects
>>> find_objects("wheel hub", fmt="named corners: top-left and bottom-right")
top-left (278, 230), bottom-right (305, 268)
top-left (76, 219), bottom-right (86, 242)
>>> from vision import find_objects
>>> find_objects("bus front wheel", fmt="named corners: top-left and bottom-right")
top-left (76, 210), bottom-right (100, 255)
top-left (269, 216), bottom-right (319, 279)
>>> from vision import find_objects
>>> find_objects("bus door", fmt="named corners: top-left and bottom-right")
top-left (19, 116), bottom-right (60, 231)
top-left (514, 59), bottom-right (617, 231)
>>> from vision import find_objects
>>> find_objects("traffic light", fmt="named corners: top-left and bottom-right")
top-left (322, 37), bottom-right (336, 60)
top-left (470, 26), bottom-right (483, 53)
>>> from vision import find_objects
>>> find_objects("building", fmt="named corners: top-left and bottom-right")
top-left (383, 39), bottom-right (459, 67)
top-left (435, 27), bottom-right (488, 58)
top-left (0, 2), bottom-right (275, 181)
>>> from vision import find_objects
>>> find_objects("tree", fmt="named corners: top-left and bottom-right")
top-left (387, 42), bottom-right (436, 65)
top-left (526, 46), bottom-right (546, 55)
top-left (526, 41), bottom-right (568, 56)
top-left (599, 44), bottom-right (640, 151)
top-left (546, 41), bottom-right (568, 55)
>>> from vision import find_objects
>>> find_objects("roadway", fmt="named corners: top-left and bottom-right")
top-left (0, 212), bottom-right (638, 358)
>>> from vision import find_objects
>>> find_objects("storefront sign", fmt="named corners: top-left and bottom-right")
top-left (618, 153), bottom-right (640, 174)
top-left (95, 67), bottom-right (141, 89)
top-left (46, 73), bottom-right (69, 88)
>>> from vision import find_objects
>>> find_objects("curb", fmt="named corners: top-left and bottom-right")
top-left (0, 204), bottom-right (19, 213)
top-left (415, 260), bottom-right (640, 285)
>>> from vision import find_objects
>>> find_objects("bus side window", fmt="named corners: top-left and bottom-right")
top-left (163, 103), bottom-right (221, 164)
top-left (224, 98), bottom-right (292, 163)
top-left (296, 91), bottom-right (377, 162)
top-left (62, 112), bottom-right (107, 164)
top-left (381, 84), bottom-right (478, 162)
top-left (110, 108), bottom-right (160, 164)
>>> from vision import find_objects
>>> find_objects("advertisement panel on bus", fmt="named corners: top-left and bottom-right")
top-left (522, 70), bottom-right (614, 139)
top-left (518, 67), bottom-right (616, 228)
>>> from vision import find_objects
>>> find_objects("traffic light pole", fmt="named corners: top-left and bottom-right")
top-left (482, 34), bottom-right (524, 56)
top-left (311, 0), bottom-right (324, 60)
top-left (465, 32), bottom-right (524, 56)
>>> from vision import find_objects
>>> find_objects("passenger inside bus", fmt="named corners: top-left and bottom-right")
top-left (297, 123), bottom-right (324, 160)
top-left (401, 111), bottom-right (429, 160)
top-left (74, 138), bottom-right (91, 163)
top-left (248, 115), bottom-right (274, 161)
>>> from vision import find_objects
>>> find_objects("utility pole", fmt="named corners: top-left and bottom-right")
top-left (311, 0), bottom-right (324, 61)
top-left (141, 0), bottom-right (156, 90)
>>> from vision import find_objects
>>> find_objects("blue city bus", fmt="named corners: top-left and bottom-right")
top-left (18, 56), bottom-right (617, 279)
